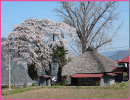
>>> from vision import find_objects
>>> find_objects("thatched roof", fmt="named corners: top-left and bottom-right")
top-left (62, 46), bottom-right (118, 76)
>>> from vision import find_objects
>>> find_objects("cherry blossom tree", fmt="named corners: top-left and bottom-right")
top-left (2, 18), bottom-right (76, 80)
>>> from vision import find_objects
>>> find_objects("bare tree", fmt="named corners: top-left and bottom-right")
top-left (54, 1), bottom-right (122, 54)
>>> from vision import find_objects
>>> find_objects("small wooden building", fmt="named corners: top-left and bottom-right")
top-left (37, 75), bottom-right (52, 86)
top-left (62, 46), bottom-right (118, 86)
top-left (114, 61), bottom-right (125, 67)
top-left (119, 55), bottom-right (129, 79)
top-left (112, 67), bottom-right (127, 82)
top-left (71, 73), bottom-right (117, 86)
top-left (101, 73), bottom-right (116, 86)
top-left (71, 73), bottom-right (103, 86)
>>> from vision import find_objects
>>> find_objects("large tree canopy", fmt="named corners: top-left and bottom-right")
top-left (54, 1), bottom-right (121, 54)
top-left (2, 18), bottom-right (76, 78)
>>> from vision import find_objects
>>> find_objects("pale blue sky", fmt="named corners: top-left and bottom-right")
top-left (1, 1), bottom-right (129, 53)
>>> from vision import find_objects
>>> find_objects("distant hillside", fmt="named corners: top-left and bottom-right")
top-left (1, 38), bottom-right (32, 84)
top-left (101, 49), bottom-right (129, 61)
top-left (1, 37), bottom-right (6, 42)
top-left (108, 50), bottom-right (129, 61)
top-left (101, 50), bottom-right (121, 57)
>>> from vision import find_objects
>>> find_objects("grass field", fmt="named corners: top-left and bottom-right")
top-left (1, 81), bottom-right (129, 99)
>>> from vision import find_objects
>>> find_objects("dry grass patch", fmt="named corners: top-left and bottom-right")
top-left (1, 81), bottom-right (129, 99)
top-left (1, 88), bottom-right (129, 99)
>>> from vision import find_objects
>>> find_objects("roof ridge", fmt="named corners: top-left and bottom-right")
top-left (62, 48), bottom-right (118, 76)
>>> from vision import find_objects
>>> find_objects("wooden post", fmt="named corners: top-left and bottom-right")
top-left (9, 44), bottom-right (11, 90)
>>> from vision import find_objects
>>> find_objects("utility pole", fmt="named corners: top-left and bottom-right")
top-left (26, 69), bottom-right (28, 87)
top-left (26, 58), bottom-right (28, 87)
top-left (9, 44), bottom-right (11, 90)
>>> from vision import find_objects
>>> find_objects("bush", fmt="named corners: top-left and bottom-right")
top-left (54, 82), bottom-right (61, 86)
top-left (55, 82), bottom-right (66, 86)
top-left (120, 83), bottom-right (125, 87)
top-left (11, 85), bottom-right (13, 89)
top-left (61, 82), bottom-right (65, 86)
top-left (76, 86), bottom-right (80, 89)
top-left (1, 92), bottom-right (5, 96)
top-left (31, 83), bottom-right (35, 86)
top-left (1, 85), bottom-right (9, 89)
top-left (23, 84), bottom-right (26, 88)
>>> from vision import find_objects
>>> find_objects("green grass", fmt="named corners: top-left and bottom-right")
top-left (1, 81), bottom-right (129, 96)
top-left (1, 86), bottom-right (41, 96)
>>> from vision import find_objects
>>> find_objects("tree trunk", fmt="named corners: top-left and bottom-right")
top-left (45, 62), bottom-right (52, 86)
top-left (27, 63), bottom-right (38, 80)
top-left (45, 62), bottom-right (52, 76)
top-left (82, 42), bottom-right (86, 54)
top-left (45, 70), bottom-right (51, 76)
top-left (57, 65), bottom-right (62, 82)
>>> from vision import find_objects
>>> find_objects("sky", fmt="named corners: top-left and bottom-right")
top-left (1, 1), bottom-right (129, 54)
